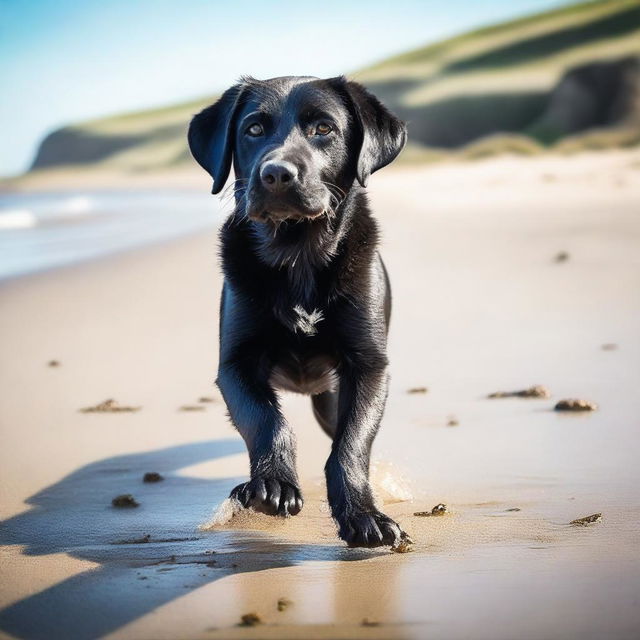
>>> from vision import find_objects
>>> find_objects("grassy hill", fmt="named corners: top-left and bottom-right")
top-left (355, 0), bottom-right (640, 158)
top-left (25, 0), bottom-right (640, 176)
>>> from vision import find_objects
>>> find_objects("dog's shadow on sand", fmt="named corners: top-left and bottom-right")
top-left (0, 440), bottom-right (376, 640)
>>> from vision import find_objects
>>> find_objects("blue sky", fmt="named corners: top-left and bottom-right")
top-left (0, 0), bottom-right (568, 176)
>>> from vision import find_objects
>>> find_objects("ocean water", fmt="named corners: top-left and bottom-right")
top-left (0, 190), bottom-right (226, 280)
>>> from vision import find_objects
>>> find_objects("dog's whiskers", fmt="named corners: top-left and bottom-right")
top-left (219, 178), bottom-right (249, 201)
top-left (321, 180), bottom-right (347, 201)
top-left (225, 188), bottom-right (249, 226)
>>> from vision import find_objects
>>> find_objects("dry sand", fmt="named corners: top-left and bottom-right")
top-left (1, 150), bottom-right (640, 639)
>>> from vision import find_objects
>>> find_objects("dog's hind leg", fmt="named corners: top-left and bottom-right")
top-left (311, 390), bottom-right (339, 439)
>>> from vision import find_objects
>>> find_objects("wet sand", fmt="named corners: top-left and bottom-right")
top-left (1, 150), bottom-right (640, 639)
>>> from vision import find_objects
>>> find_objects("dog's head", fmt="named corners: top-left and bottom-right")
top-left (188, 76), bottom-right (406, 224)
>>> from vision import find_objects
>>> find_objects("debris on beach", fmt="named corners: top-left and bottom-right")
top-left (362, 618), bottom-right (381, 627)
top-left (570, 513), bottom-right (602, 526)
top-left (488, 385), bottom-right (550, 399)
top-left (143, 472), bottom-right (163, 483)
top-left (239, 613), bottom-right (263, 627)
top-left (505, 507), bottom-right (521, 512)
top-left (112, 494), bottom-right (139, 508)
top-left (391, 538), bottom-right (413, 553)
top-left (414, 503), bottom-right (447, 517)
top-left (277, 597), bottom-right (293, 612)
top-left (47, 360), bottom-right (60, 367)
top-left (80, 399), bottom-right (141, 413)
top-left (198, 396), bottom-right (216, 403)
top-left (554, 251), bottom-right (570, 263)
top-left (179, 405), bottom-right (206, 412)
top-left (447, 416), bottom-right (459, 427)
top-left (407, 386), bottom-right (428, 394)
top-left (554, 398), bottom-right (598, 412)
top-left (601, 343), bottom-right (618, 351)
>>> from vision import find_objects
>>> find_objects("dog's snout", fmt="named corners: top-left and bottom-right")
top-left (260, 161), bottom-right (298, 193)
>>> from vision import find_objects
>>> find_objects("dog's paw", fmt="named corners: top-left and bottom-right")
top-left (338, 510), bottom-right (410, 548)
top-left (230, 477), bottom-right (303, 517)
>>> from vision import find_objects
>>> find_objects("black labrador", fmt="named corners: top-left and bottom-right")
top-left (188, 76), bottom-right (408, 547)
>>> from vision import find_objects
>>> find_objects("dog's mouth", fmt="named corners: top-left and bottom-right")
top-left (246, 197), bottom-right (327, 224)
top-left (244, 179), bottom-right (332, 225)
top-left (249, 208), bottom-right (326, 224)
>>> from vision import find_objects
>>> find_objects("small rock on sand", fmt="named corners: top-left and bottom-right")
top-left (391, 539), bottom-right (413, 553)
top-left (362, 618), bottom-right (380, 627)
top-left (239, 613), bottom-right (262, 627)
top-left (554, 398), bottom-right (598, 412)
top-left (570, 513), bottom-right (602, 526)
top-left (414, 503), bottom-right (447, 517)
top-left (112, 494), bottom-right (139, 508)
top-left (179, 405), bottom-right (206, 412)
top-left (488, 385), bottom-right (550, 399)
top-left (407, 387), bottom-right (428, 394)
top-left (277, 597), bottom-right (293, 612)
top-left (80, 399), bottom-right (141, 413)
top-left (554, 251), bottom-right (570, 263)
top-left (198, 396), bottom-right (215, 403)
top-left (47, 360), bottom-right (60, 367)
top-left (143, 472), bottom-right (163, 483)
top-left (601, 343), bottom-right (618, 351)
top-left (447, 416), bottom-right (459, 427)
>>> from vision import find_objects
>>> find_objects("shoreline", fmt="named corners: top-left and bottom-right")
top-left (0, 189), bottom-right (225, 281)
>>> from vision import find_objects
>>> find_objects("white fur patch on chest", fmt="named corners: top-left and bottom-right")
top-left (293, 305), bottom-right (324, 336)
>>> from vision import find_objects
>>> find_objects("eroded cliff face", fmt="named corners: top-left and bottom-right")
top-left (31, 128), bottom-right (147, 169)
top-left (529, 56), bottom-right (640, 142)
top-left (367, 56), bottom-right (640, 149)
top-left (29, 120), bottom-right (187, 171)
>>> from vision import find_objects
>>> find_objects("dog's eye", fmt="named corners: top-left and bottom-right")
top-left (246, 123), bottom-right (264, 137)
top-left (315, 123), bottom-right (332, 136)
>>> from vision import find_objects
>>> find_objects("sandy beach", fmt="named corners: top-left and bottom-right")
top-left (1, 150), bottom-right (640, 639)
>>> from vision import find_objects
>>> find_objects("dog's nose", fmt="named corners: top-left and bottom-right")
top-left (260, 161), bottom-right (298, 193)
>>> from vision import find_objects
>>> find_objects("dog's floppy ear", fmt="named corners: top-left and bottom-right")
top-left (188, 83), bottom-right (246, 194)
top-left (333, 78), bottom-right (407, 187)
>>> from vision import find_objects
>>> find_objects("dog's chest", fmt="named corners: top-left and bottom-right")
top-left (268, 267), bottom-right (332, 337)
top-left (269, 349), bottom-right (339, 395)
top-left (265, 260), bottom-right (339, 393)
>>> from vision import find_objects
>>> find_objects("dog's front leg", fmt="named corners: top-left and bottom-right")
top-left (217, 352), bottom-right (302, 517)
top-left (325, 361), bottom-right (409, 547)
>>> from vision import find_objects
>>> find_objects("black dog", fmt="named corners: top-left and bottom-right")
top-left (188, 76), bottom-right (408, 547)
